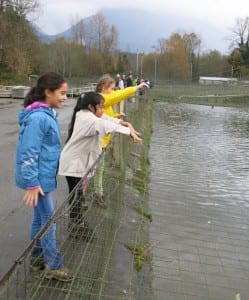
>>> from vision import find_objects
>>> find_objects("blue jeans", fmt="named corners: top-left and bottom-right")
top-left (30, 192), bottom-right (63, 270)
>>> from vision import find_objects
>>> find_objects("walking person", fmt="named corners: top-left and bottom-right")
top-left (94, 74), bottom-right (148, 204)
top-left (59, 92), bottom-right (142, 216)
top-left (15, 72), bottom-right (73, 282)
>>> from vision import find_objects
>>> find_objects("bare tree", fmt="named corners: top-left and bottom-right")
top-left (88, 12), bottom-right (109, 52)
top-left (229, 17), bottom-right (249, 49)
top-left (70, 14), bottom-right (86, 47)
top-left (0, 0), bottom-right (39, 16)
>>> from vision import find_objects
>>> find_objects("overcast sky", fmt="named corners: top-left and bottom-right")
top-left (33, 0), bottom-right (249, 35)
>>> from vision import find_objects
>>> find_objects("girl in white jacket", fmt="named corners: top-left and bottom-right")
top-left (59, 92), bottom-right (141, 237)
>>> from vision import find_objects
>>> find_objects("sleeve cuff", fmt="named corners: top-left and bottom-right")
top-left (27, 186), bottom-right (40, 190)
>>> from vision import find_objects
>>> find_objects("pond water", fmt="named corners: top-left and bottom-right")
top-left (149, 102), bottom-right (249, 299)
top-left (150, 102), bottom-right (249, 206)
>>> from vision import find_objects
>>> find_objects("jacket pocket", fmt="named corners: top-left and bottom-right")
top-left (40, 151), bottom-right (60, 177)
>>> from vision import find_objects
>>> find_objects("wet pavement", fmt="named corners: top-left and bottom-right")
top-left (149, 102), bottom-right (249, 300)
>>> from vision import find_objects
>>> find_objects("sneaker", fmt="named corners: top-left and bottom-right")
top-left (44, 265), bottom-right (73, 282)
top-left (69, 221), bottom-right (94, 241)
top-left (95, 194), bottom-right (108, 209)
top-left (30, 256), bottom-right (46, 271)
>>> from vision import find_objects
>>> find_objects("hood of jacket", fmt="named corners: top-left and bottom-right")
top-left (18, 102), bottom-right (57, 126)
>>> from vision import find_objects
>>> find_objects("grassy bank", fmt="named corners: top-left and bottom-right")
top-left (150, 82), bottom-right (249, 107)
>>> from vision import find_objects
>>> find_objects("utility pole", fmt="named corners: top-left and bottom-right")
top-left (140, 52), bottom-right (144, 78)
top-left (136, 49), bottom-right (139, 75)
top-left (154, 57), bottom-right (157, 84)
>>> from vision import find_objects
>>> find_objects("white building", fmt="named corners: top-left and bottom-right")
top-left (199, 76), bottom-right (238, 85)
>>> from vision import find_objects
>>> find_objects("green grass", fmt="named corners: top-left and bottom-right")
top-left (124, 243), bottom-right (152, 271)
top-left (133, 206), bottom-right (152, 222)
top-left (149, 83), bottom-right (249, 106)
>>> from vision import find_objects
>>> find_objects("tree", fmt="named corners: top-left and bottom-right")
top-left (228, 17), bottom-right (249, 76)
top-left (156, 33), bottom-right (190, 80)
top-left (153, 32), bottom-right (202, 81)
top-left (183, 32), bottom-right (201, 80)
top-left (88, 12), bottom-right (109, 53)
top-left (0, 0), bottom-right (39, 17)
top-left (199, 50), bottom-right (229, 77)
top-left (70, 15), bottom-right (86, 47)
top-left (0, 5), bottom-right (42, 76)
top-left (228, 49), bottom-right (243, 77)
top-left (0, 0), bottom-right (41, 77)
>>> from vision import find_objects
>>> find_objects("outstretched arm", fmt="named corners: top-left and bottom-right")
top-left (119, 120), bottom-right (141, 136)
top-left (103, 82), bottom-right (149, 107)
top-left (119, 120), bottom-right (142, 144)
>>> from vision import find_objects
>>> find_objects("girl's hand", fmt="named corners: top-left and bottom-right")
top-left (23, 187), bottom-right (44, 208)
top-left (137, 82), bottom-right (149, 90)
top-left (130, 130), bottom-right (143, 144)
top-left (133, 129), bottom-right (141, 136)
top-left (118, 112), bottom-right (126, 119)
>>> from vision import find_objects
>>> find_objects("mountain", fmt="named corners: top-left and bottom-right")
top-left (35, 8), bottom-right (230, 54)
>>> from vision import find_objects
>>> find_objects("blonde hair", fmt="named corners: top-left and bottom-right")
top-left (96, 74), bottom-right (115, 93)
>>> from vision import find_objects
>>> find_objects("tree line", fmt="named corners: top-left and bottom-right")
top-left (0, 0), bottom-right (248, 84)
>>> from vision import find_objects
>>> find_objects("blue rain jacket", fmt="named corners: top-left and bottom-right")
top-left (15, 106), bottom-right (61, 192)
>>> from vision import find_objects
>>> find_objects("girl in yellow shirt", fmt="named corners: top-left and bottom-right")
top-left (94, 74), bottom-right (148, 207)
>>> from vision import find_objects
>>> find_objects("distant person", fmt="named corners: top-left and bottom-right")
top-left (132, 75), bottom-right (140, 86)
top-left (122, 74), bottom-right (127, 88)
top-left (118, 75), bottom-right (125, 111)
top-left (59, 92), bottom-right (142, 212)
top-left (94, 74), bottom-right (148, 205)
top-left (115, 73), bottom-right (121, 89)
top-left (15, 72), bottom-right (73, 282)
top-left (117, 74), bottom-right (124, 90)
top-left (126, 73), bottom-right (133, 87)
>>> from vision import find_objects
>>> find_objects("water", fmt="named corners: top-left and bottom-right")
top-left (149, 102), bottom-right (249, 299)
top-left (150, 102), bottom-right (249, 211)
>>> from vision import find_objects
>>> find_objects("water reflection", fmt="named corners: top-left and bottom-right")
top-left (149, 102), bottom-right (249, 298)
top-left (149, 102), bottom-right (249, 217)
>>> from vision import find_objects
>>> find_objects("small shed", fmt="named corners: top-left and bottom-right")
top-left (199, 77), bottom-right (238, 85)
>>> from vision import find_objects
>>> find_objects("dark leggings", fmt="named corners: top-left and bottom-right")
top-left (66, 176), bottom-right (83, 224)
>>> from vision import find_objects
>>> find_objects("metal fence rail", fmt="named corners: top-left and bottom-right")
top-left (0, 94), bottom-right (153, 300)
top-left (0, 152), bottom-right (123, 299)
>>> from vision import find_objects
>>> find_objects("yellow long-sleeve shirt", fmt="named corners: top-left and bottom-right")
top-left (101, 87), bottom-right (136, 148)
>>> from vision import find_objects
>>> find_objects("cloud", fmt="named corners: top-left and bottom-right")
top-left (35, 0), bottom-right (100, 34)
top-left (35, 0), bottom-right (249, 35)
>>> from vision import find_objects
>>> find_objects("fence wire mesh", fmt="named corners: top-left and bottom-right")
top-left (0, 94), bottom-right (153, 300)
top-left (3, 81), bottom-right (249, 300)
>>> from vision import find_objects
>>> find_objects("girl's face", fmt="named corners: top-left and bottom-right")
top-left (95, 100), bottom-right (105, 117)
top-left (45, 82), bottom-right (68, 108)
top-left (101, 83), bottom-right (115, 94)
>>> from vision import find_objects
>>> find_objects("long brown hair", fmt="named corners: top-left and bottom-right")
top-left (95, 74), bottom-right (115, 93)
top-left (24, 72), bottom-right (66, 107)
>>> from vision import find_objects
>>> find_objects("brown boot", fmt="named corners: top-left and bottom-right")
top-left (30, 256), bottom-right (46, 271)
top-left (44, 265), bottom-right (73, 282)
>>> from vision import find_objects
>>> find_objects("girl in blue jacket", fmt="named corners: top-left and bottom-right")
top-left (15, 72), bottom-right (73, 282)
